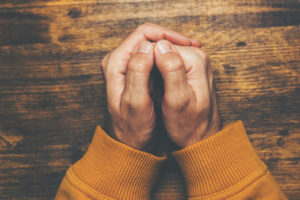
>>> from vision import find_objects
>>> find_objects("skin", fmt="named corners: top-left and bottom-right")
top-left (154, 40), bottom-right (220, 148)
top-left (101, 23), bottom-right (219, 150)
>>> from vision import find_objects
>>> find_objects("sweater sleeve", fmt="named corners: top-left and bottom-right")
top-left (55, 126), bottom-right (166, 200)
top-left (172, 121), bottom-right (287, 200)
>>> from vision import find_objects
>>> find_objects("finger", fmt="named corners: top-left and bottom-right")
top-left (105, 23), bottom-right (199, 115)
top-left (122, 41), bottom-right (154, 110)
top-left (154, 40), bottom-right (190, 106)
top-left (141, 23), bottom-right (201, 47)
top-left (115, 23), bottom-right (200, 58)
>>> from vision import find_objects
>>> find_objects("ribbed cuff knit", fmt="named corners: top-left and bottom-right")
top-left (71, 126), bottom-right (166, 200)
top-left (172, 121), bottom-right (267, 199)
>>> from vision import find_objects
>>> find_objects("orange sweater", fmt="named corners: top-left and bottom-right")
top-left (55, 121), bottom-right (287, 199)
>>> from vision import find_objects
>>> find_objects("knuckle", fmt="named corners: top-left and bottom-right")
top-left (121, 94), bottom-right (131, 107)
top-left (136, 22), bottom-right (154, 33)
top-left (196, 49), bottom-right (209, 64)
top-left (197, 49), bottom-right (209, 59)
top-left (143, 22), bottom-right (153, 26)
top-left (162, 55), bottom-right (184, 72)
top-left (164, 92), bottom-right (190, 112)
top-left (136, 23), bottom-right (148, 31)
top-left (128, 54), bottom-right (152, 73)
top-left (130, 96), bottom-right (142, 107)
top-left (193, 49), bottom-right (209, 71)
top-left (132, 97), bottom-right (151, 111)
top-left (128, 56), bottom-right (146, 72)
top-left (122, 94), bottom-right (150, 113)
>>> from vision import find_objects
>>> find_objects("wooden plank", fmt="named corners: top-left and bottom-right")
top-left (0, 0), bottom-right (299, 199)
top-left (0, 0), bottom-right (299, 8)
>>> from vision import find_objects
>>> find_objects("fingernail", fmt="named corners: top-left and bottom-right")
top-left (136, 41), bottom-right (152, 54)
top-left (157, 40), bottom-right (173, 54)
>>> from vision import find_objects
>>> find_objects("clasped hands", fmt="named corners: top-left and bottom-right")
top-left (101, 23), bottom-right (220, 151)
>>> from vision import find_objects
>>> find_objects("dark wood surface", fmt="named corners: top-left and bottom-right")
top-left (0, 0), bottom-right (299, 199)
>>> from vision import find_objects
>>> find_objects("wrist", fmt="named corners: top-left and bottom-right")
top-left (182, 116), bottom-right (220, 148)
top-left (112, 125), bottom-right (156, 152)
top-left (203, 115), bottom-right (221, 139)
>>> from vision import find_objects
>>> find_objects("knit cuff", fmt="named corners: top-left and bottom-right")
top-left (172, 121), bottom-right (267, 199)
top-left (71, 126), bottom-right (166, 200)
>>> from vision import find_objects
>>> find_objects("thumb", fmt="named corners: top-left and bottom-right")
top-left (154, 40), bottom-right (189, 103)
top-left (122, 41), bottom-right (154, 108)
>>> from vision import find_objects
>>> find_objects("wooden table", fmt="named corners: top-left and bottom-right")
top-left (0, 0), bottom-right (299, 199)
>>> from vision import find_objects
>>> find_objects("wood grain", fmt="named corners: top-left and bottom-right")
top-left (0, 0), bottom-right (299, 199)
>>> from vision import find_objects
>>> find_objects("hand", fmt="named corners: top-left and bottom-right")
top-left (154, 40), bottom-right (220, 148)
top-left (101, 23), bottom-right (200, 150)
